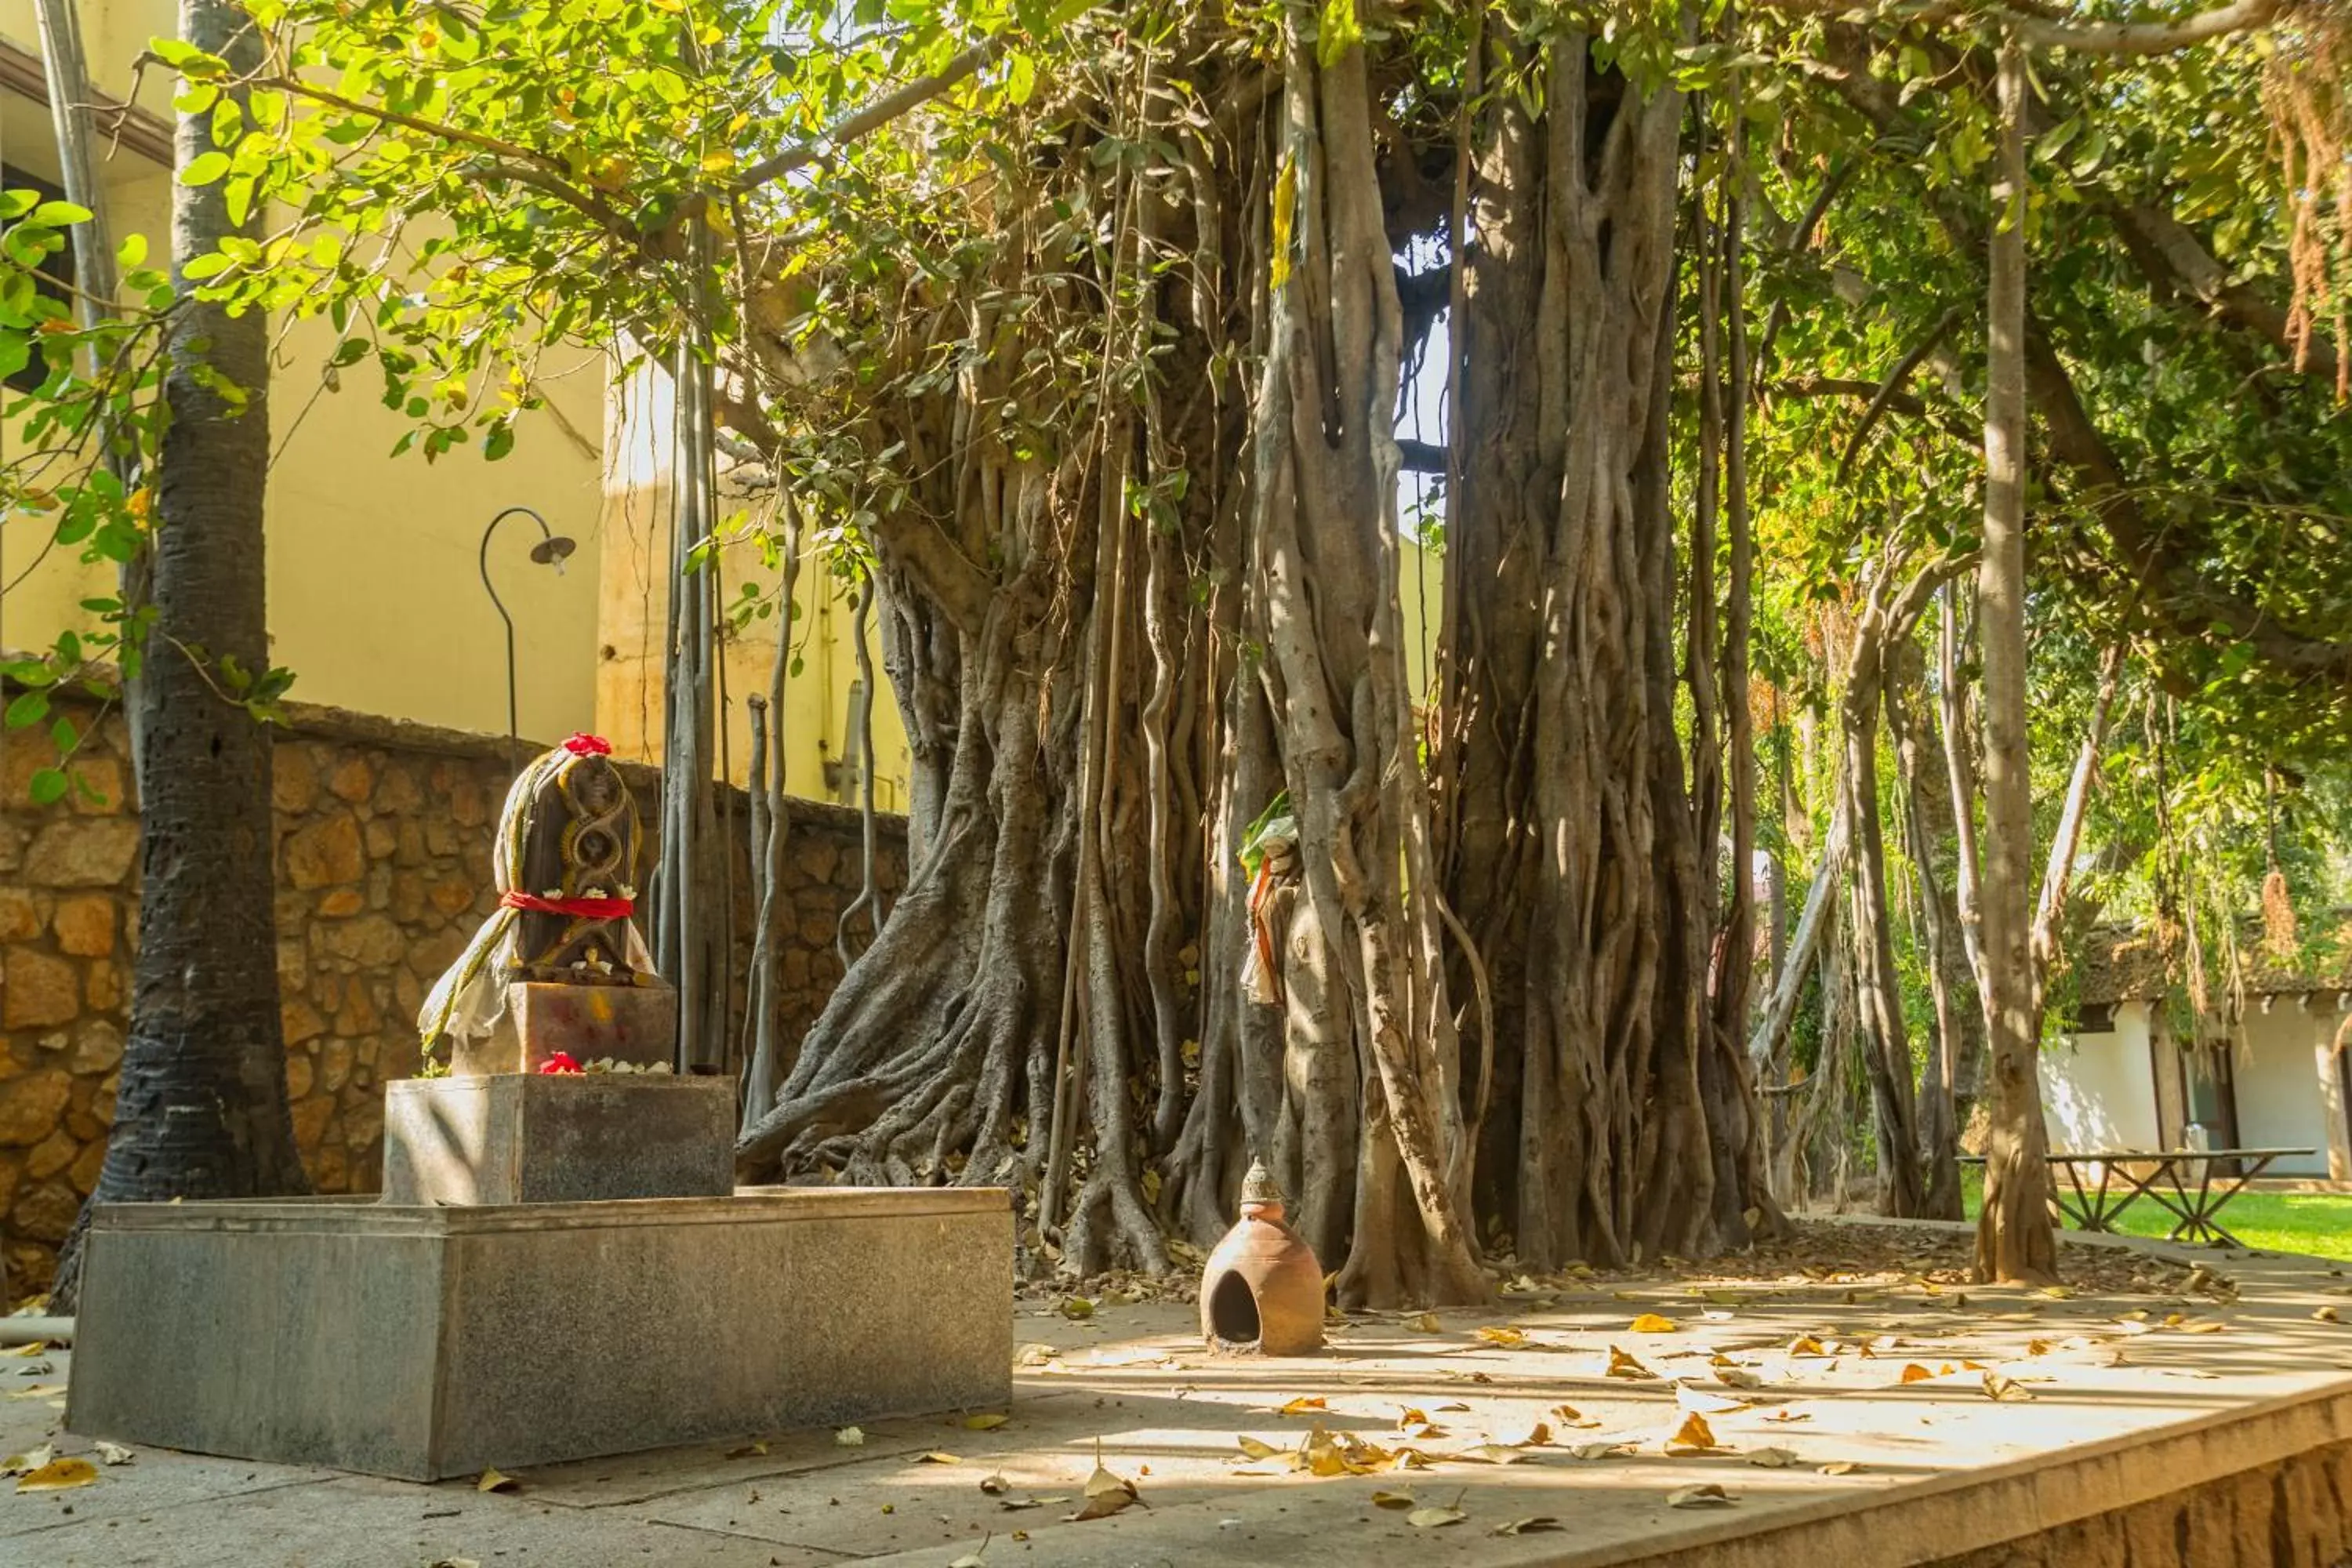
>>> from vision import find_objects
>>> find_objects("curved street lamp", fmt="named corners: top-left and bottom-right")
top-left (478, 505), bottom-right (576, 766)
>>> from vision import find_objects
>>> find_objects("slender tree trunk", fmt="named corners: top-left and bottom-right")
top-left (52, 0), bottom-right (308, 1309)
top-left (1973, 39), bottom-right (2057, 1285)
top-left (1889, 655), bottom-right (1977, 1219)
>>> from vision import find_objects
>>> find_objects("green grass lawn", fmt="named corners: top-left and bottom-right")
top-left (1959, 1170), bottom-right (2352, 1261)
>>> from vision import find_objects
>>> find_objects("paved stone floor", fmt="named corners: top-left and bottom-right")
top-left (8, 1219), bottom-right (2352, 1567)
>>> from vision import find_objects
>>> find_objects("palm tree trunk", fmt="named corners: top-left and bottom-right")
top-left (53, 0), bottom-right (308, 1310)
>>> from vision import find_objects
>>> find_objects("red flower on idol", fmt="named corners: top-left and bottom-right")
top-left (539, 1051), bottom-right (583, 1075)
top-left (562, 733), bottom-right (613, 757)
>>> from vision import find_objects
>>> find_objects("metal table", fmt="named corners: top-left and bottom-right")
top-left (1962, 1147), bottom-right (2311, 1247)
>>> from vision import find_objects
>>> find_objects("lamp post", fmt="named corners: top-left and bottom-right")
top-left (478, 506), bottom-right (576, 767)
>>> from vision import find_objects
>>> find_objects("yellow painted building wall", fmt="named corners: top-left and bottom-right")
top-left (593, 362), bottom-right (913, 812)
top-left (0, 1), bottom-right (605, 743)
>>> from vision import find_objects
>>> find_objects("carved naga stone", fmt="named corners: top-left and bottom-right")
top-left (1200, 1160), bottom-right (1324, 1356)
top-left (416, 733), bottom-right (678, 1075)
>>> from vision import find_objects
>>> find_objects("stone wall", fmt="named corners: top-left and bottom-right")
top-left (0, 697), bottom-right (905, 1295)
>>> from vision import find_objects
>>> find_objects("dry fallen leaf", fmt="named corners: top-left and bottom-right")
top-left (1787, 1335), bottom-right (1830, 1356)
top-left (979, 1473), bottom-right (1011, 1495)
top-left (1818, 1461), bottom-right (1860, 1475)
top-left (1570, 1441), bottom-right (1637, 1461)
top-left (919, 1451), bottom-right (962, 1465)
top-left (1475, 1326), bottom-right (1529, 1348)
top-left (93, 1441), bottom-right (135, 1468)
top-left (5, 1385), bottom-right (63, 1400)
top-left (1746, 1447), bottom-right (1801, 1468)
top-left (1664, 1411), bottom-right (1719, 1456)
top-left (1762, 1408), bottom-right (1813, 1424)
top-left (0, 1343), bottom-right (45, 1359)
top-left (964, 1412), bottom-right (1011, 1431)
top-left (949, 1540), bottom-right (990, 1568)
top-left (2178, 1320), bottom-right (2227, 1335)
top-left (15, 1457), bottom-right (97, 1494)
top-left (725, 1440), bottom-right (770, 1459)
top-left (0, 1446), bottom-right (53, 1477)
top-left (1493, 1516), bottom-right (1564, 1536)
top-left (1408, 1505), bottom-right (1468, 1529)
top-left (1981, 1372), bottom-right (2034, 1403)
top-left (1236, 1435), bottom-right (1278, 1460)
top-left (1059, 1297), bottom-right (1096, 1320)
top-left (1453, 1443), bottom-right (1526, 1465)
top-left (1628, 1313), bottom-right (1679, 1334)
top-left (1407, 1312), bottom-right (1443, 1334)
top-left (1607, 1345), bottom-right (1658, 1379)
top-left (1549, 1403), bottom-right (1601, 1428)
top-left (1676, 1383), bottom-right (1746, 1415)
top-left (477, 1468), bottom-right (518, 1494)
top-left (1513, 1421), bottom-right (1555, 1447)
top-left (1667, 1483), bottom-right (1737, 1508)
top-left (1067, 1490), bottom-right (1136, 1522)
top-left (1371, 1489), bottom-right (1417, 1510)
top-left (1278, 1396), bottom-right (1327, 1416)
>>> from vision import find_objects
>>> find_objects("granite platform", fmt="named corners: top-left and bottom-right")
top-left (64, 1187), bottom-right (1012, 1481)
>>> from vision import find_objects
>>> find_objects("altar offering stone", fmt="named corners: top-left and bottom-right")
top-left (380, 1073), bottom-right (732, 1206)
top-left (68, 1187), bottom-right (1013, 1480)
top-left (451, 979), bottom-right (679, 1076)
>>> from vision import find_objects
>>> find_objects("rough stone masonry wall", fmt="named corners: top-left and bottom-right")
top-left (0, 696), bottom-right (905, 1295)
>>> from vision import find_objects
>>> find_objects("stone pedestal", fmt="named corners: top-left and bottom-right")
top-left (380, 1074), bottom-right (734, 1206)
top-left (67, 1188), bottom-right (1014, 1480)
top-left (452, 979), bottom-right (678, 1076)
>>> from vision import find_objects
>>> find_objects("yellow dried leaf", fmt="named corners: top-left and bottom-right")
top-left (15, 1457), bottom-right (96, 1494)
top-left (1667, 1483), bottom-right (1737, 1508)
top-left (1475, 1326), bottom-right (1528, 1348)
top-left (1788, 1335), bottom-right (1830, 1356)
top-left (1059, 1297), bottom-right (1095, 1320)
top-left (1717, 1366), bottom-right (1764, 1390)
top-left (1606, 1345), bottom-right (1657, 1379)
top-left (725, 1440), bottom-right (770, 1459)
top-left (1065, 1489), bottom-right (1134, 1522)
top-left (1278, 1396), bottom-right (1327, 1416)
top-left (2318, 1307), bottom-right (2342, 1323)
top-left (1406, 1312), bottom-right (1442, 1333)
top-left (920, 1451), bottom-right (962, 1465)
top-left (1407, 1505), bottom-right (1467, 1528)
top-left (93, 1442), bottom-right (134, 1467)
top-left (1236, 1436), bottom-right (1278, 1460)
top-left (1492, 1517), bottom-right (1564, 1536)
top-left (948, 1544), bottom-right (989, 1568)
top-left (1516, 1421), bottom-right (1554, 1447)
top-left (1664, 1411), bottom-right (1719, 1455)
top-left (1453, 1443), bottom-right (1526, 1465)
top-left (1628, 1313), bottom-right (1678, 1333)
top-left (1549, 1403), bottom-right (1600, 1428)
top-left (1395, 1406), bottom-right (1428, 1428)
top-left (1, 1342), bottom-right (46, 1358)
top-left (1370, 1489), bottom-right (1417, 1509)
top-left (477, 1468), bottom-right (517, 1493)
top-left (2179, 1320), bottom-right (2227, 1334)
top-left (1084, 1441), bottom-right (1134, 1500)
top-left (1746, 1446), bottom-right (1802, 1468)
top-left (963, 1413), bottom-right (1011, 1430)
top-left (1818, 1460), bottom-right (1860, 1475)
top-left (835, 1426), bottom-right (866, 1446)
top-left (980, 1474), bottom-right (1011, 1495)
top-left (1897, 1363), bottom-right (1937, 1385)
top-left (1570, 1441), bottom-right (1635, 1460)
top-left (1981, 1372), bottom-right (2034, 1403)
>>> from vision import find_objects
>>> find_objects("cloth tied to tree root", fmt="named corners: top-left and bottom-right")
top-left (416, 734), bottom-right (653, 1050)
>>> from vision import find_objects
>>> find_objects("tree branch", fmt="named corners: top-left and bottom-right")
top-left (732, 37), bottom-right (1010, 194)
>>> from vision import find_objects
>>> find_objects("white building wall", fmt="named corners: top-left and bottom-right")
top-left (2230, 1004), bottom-right (2332, 1176)
top-left (2043, 1001), bottom-right (2160, 1152)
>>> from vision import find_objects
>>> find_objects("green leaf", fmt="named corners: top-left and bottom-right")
top-left (27, 768), bottom-right (68, 807)
top-left (116, 233), bottom-right (147, 268)
top-left (30, 201), bottom-right (93, 227)
top-left (180, 151), bottom-right (232, 187)
top-left (4, 688), bottom-right (51, 731)
top-left (1007, 51), bottom-right (1037, 106)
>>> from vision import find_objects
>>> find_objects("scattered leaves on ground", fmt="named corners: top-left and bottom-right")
top-left (1408, 1503), bottom-right (1468, 1528)
top-left (1676, 1383), bottom-right (1746, 1415)
top-left (1277, 1396), bottom-right (1327, 1416)
top-left (1819, 1460), bottom-right (1861, 1475)
top-left (477, 1468), bottom-right (517, 1494)
top-left (963, 1413), bottom-right (1011, 1431)
top-left (1628, 1313), bottom-right (1679, 1334)
top-left (1058, 1298), bottom-right (1096, 1320)
top-left (1475, 1326), bottom-right (1529, 1348)
top-left (979, 1474), bottom-right (1011, 1495)
top-left (1667, 1483), bottom-right (1737, 1508)
top-left (1607, 1345), bottom-right (1658, 1379)
top-left (919, 1451), bottom-right (961, 1465)
top-left (835, 1426), bottom-right (866, 1446)
top-left (726, 1440), bottom-right (770, 1459)
top-left (1372, 1488), bottom-right (1417, 1509)
top-left (1406, 1312), bottom-right (1442, 1334)
top-left (948, 1536), bottom-right (991, 1568)
top-left (1982, 1372), bottom-right (2034, 1403)
top-left (1236, 1436), bottom-right (1278, 1460)
top-left (93, 1442), bottom-right (134, 1467)
top-left (0, 1446), bottom-right (51, 1478)
top-left (1571, 1441), bottom-right (1637, 1460)
top-left (1746, 1447), bottom-right (1802, 1468)
top-left (1493, 1516), bottom-right (1564, 1536)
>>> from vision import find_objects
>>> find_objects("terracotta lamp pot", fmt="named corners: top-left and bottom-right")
top-left (1200, 1161), bottom-right (1323, 1356)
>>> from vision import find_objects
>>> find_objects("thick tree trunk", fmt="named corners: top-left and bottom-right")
top-left (52, 0), bottom-right (308, 1309)
top-left (1255, 6), bottom-right (1483, 1305)
top-left (1443, 28), bottom-right (1775, 1269)
top-left (1973, 40), bottom-right (2058, 1285)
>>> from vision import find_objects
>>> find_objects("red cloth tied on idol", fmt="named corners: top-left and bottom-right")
top-left (563, 732), bottom-right (612, 757)
top-left (500, 889), bottom-right (635, 920)
top-left (539, 1051), bottom-right (583, 1074)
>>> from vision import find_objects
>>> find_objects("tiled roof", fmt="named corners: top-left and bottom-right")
top-left (2068, 916), bottom-right (2352, 1005)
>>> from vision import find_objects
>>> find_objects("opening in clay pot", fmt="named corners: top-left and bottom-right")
top-left (1207, 1270), bottom-right (1262, 1346)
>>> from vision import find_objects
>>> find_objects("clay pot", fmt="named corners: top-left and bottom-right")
top-left (1200, 1182), bottom-right (1323, 1356)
